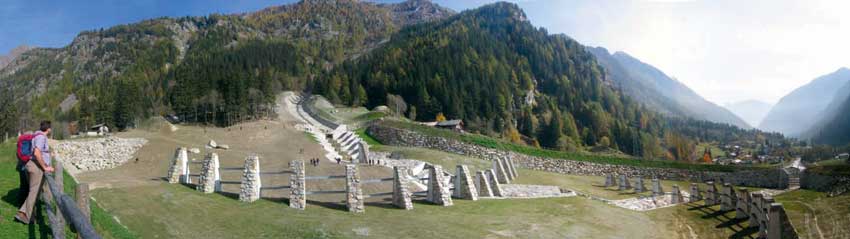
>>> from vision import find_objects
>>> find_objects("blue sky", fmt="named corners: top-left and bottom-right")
top-left (2, 0), bottom-right (848, 105)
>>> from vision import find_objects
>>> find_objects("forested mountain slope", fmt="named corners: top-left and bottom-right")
top-left (806, 75), bottom-right (850, 145)
top-left (760, 67), bottom-right (850, 137)
top-left (315, 2), bottom-right (783, 159)
top-left (588, 47), bottom-right (750, 129)
top-left (0, 1), bottom-right (785, 160)
top-left (0, 0), bottom-right (453, 134)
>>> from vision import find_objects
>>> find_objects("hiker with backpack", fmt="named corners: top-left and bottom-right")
top-left (14, 121), bottom-right (55, 224)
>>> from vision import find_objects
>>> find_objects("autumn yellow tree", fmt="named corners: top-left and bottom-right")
top-left (435, 112), bottom-right (447, 122)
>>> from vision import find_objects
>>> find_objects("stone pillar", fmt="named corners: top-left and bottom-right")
top-left (652, 178), bottom-right (663, 196)
top-left (358, 141), bottom-right (370, 164)
top-left (749, 193), bottom-right (763, 228)
top-left (392, 166), bottom-right (413, 210)
top-left (492, 158), bottom-right (510, 184)
top-left (671, 185), bottom-right (685, 204)
top-left (506, 156), bottom-right (519, 178)
top-left (289, 160), bottom-right (306, 210)
top-left (689, 183), bottom-right (702, 202)
top-left (240, 155), bottom-right (262, 202)
top-left (346, 164), bottom-right (365, 213)
top-left (604, 174), bottom-right (615, 187)
top-left (618, 175), bottom-right (631, 191)
top-left (501, 158), bottom-right (516, 181)
top-left (197, 152), bottom-right (220, 193)
top-left (454, 165), bottom-right (478, 201)
top-left (486, 169), bottom-right (503, 197)
top-left (720, 183), bottom-right (737, 211)
top-left (759, 197), bottom-right (775, 238)
top-left (167, 147), bottom-right (188, 184)
top-left (736, 188), bottom-right (750, 219)
top-left (767, 203), bottom-right (797, 239)
top-left (476, 171), bottom-right (494, 197)
top-left (705, 182), bottom-right (719, 206)
top-left (634, 178), bottom-right (646, 193)
top-left (427, 165), bottom-right (453, 206)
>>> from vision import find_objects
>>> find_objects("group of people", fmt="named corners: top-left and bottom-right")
top-left (309, 158), bottom-right (321, 166)
top-left (13, 121), bottom-right (54, 225)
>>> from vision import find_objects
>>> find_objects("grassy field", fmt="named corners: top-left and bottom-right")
top-left (0, 142), bottom-right (136, 239)
top-left (774, 190), bottom-right (850, 238)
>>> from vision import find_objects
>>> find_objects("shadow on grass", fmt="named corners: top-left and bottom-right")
top-left (728, 226), bottom-right (759, 239)
top-left (306, 199), bottom-right (347, 211)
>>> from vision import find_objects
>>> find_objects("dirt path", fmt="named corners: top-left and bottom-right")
top-left (793, 200), bottom-right (826, 239)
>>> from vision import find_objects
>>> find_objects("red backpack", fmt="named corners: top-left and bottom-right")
top-left (16, 132), bottom-right (43, 164)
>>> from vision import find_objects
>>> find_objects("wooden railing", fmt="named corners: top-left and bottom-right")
top-left (41, 158), bottom-right (101, 239)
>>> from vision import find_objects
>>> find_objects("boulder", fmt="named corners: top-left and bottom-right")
top-left (208, 140), bottom-right (217, 148)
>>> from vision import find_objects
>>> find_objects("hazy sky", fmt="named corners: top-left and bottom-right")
top-left (2, 0), bottom-right (848, 104)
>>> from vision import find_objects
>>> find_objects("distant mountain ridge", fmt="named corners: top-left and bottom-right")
top-left (760, 67), bottom-right (850, 137)
top-left (588, 47), bottom-right (751, 129)
top-left (724, 100), bottom-right (773, 128)
top-left (804, 68), bottom-right (850, 144)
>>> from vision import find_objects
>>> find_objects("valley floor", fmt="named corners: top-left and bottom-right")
top-left (3, 95), bottom-right (846, 239)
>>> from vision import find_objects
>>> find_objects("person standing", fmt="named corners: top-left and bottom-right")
top-left (14, 121), bottom-right (55, 224)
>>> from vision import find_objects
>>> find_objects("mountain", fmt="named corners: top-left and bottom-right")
top-left (759, 67), bottom-right (850, 137)
top-left (588, 47), bottom-right (751, 129)
top-left (0, 1), bottom-right (786, 159)
top-left (315, 2), bottom-right (785, 159)
top-left (805, 70), bottom-right (850, 145)
top-left (723, 100), bottom-right (773, 128)
top-left (0, 0), bottom-right (454, 132)
top-left (0, 45), bottom-right (33, 70)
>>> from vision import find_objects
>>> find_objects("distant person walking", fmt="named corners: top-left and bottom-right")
top-left (14, 121), bottom-right (55, 224)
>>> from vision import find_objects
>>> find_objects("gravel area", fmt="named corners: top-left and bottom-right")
top-left (55, 137), bottom-right (148, 172)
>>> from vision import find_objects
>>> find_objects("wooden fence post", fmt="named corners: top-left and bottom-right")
top-left (76, 183), bottom-right (91, 239)
top-left (55, 159), bottom-right (66, 228)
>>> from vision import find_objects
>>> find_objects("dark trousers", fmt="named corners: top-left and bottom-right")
top-left (16, 161), bottom-right (29, 206)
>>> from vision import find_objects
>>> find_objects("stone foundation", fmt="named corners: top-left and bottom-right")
top-left (392, 166), bottom-right (413, 210)
top-left (652, 178), bottom-right (663, 196)
top-left (454, 165), bottom-right (478, 200)
top-left (486, 169), bottom-right (503, 197)
top-left (689, 183), bottom-right (701, 202)
top-left (634, 178), bottom-right (646, 193)
top-left (346, 164), bottom-right (365, 213)
top-left (426, 165), bottom-right (453, 206)
top-left (290, 160), bottom-right (306, 210)
top-left (604, 174), bottom-right (616, 187)
top-left (671, 185), bottom-right (684, 204)
top-left (618, 175), bottom-right (631, 191)
top-left (476, 171), bottom-right (494, 197)
top-left (197, 152), bottom-right (220, 193)
top-left (493, 159), bottom-right (510, 184)
top-left (367, 123), bottom-right (791, 188)
top-left (167, 147), bottom-right (188, 184)
top-left (720, 183), bottom-right (737, 211)
top-left (705, 182), bottom-right (718, 205)
top-left (240, 155), bottom-right (262, 202)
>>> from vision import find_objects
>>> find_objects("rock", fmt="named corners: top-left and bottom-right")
top-left (55, 137), bottom-right (148, 172)
top-left (189, 148), bottom-right (201, 154)
top-left (208, 140), bottom-right (217, 148)
top-left (373, 105), bottom-right (390, 113)
top-left (217, 144), bottom-right (230, 150)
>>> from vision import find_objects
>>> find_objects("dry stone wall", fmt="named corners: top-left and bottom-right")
top-left (800, 171), bottom-right (850, 196)
top-left (367, 124), bottom-right (789, 188)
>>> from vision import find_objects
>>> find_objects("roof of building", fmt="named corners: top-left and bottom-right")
top-left (436, 119), bottom-right (463, 127)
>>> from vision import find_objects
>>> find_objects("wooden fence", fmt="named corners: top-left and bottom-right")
top-left (42, 158), bottom-right (100, 239)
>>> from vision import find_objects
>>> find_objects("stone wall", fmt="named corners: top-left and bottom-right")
top-left (367, 123), bottom-right (789, 188)
top-left (800, 171), bottom-right (850, 196)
